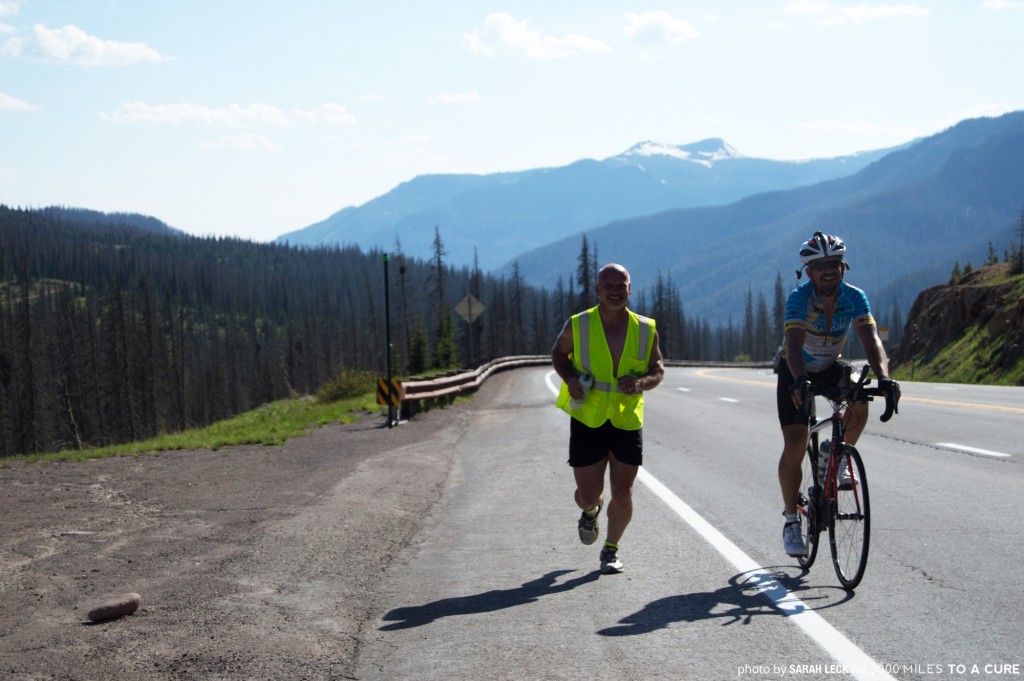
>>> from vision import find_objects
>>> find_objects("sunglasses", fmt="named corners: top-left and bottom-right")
top-left (808, 260), bottom-right (843, 272)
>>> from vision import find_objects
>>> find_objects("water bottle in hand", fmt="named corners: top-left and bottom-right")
top-left (570, 374), bottom-right (594, 410)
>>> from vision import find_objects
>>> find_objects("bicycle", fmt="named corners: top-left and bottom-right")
top-left (795, 362), bottom-right (899, 590)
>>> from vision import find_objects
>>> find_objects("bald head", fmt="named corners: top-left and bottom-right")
top-left (595, 263), bottom-right (631, 311)
top-left (597, 263), bottom-right (630, 284)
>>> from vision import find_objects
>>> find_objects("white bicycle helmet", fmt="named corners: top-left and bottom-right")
top-left (799, 231), bottom-right (847, 265)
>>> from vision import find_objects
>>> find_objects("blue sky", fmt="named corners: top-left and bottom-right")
top-left (2, 1), bottom-right (1022, 243)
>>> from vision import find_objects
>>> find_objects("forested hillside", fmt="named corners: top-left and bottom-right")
top-left (0, 208), bottom-right (547, 456)
top-left (0, 207), bottom-right (801, 457)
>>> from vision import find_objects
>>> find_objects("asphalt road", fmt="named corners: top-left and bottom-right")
top-left (353, 366), bottom-right (1024, 681)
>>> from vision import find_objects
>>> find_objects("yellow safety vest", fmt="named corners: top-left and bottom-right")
top-left (557, 306), bottom-right (655, 430)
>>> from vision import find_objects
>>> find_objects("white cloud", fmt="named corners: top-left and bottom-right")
top-left (1, 34), bottom-right (22, 56)
top-left (623, 12), bottom-right (699, 45)
top-left (0, 1), bottom-right (19, 17)
top-left (99, 102), bottom-right (356, 127)
top-left (936, 103), bottom-right (1021, 129)
top-left (464, 12), bottom-right (611, 59)
top-left (198, 134), bottom-right (280, 152)
top-left (0, 91), bottom-right (37, 111)
top-left (430, 91), bottom-right (487, 104)
top-left (389, 134), bottom-right (432, 145)
top-left (23, 24), bottom-right (171, 66)
top-left (783, 0), bottom-right (832, 13)
top-left (783, 1), bottom-right (928, 25)
top-left (290, 103), bottom-right (356, 125)
top-left (797, 106), bottom-right (1023, 148)
top-left (795, 119), bottom-right (918, 137)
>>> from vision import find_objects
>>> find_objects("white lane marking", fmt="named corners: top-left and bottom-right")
top-left (639, 469), bottom-right (896, 681)
top-left (677, 387), bottom-right (691, 392)
top-left (935, 443), bottom-right (1011, 458)
top-left (719, 397), bottom-right (739, 403)
top-left (542, 370), bottom-right (894, 681)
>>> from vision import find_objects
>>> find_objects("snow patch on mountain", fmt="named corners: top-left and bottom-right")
top-left (617, 139), bottom-right (743, 167)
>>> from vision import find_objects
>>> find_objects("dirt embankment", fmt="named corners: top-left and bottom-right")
top-left (893, 262), bottom-right (1024, 379)
top-left (0, 393), bottom-right (480, 680)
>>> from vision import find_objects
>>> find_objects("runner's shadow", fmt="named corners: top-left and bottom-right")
top-left (598, 568), bottom-right (850, 636)
top-left (380, 569), bottom-right (600, 630)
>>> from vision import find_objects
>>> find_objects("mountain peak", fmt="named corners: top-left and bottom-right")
top-left (617, 138), bottom-right (743, 166)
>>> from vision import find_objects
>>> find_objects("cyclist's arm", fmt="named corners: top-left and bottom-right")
top-left (854, 318), bottom-right (890, 380)
top-left (784, 325), bottom-right (810, 409)
top-left (784, 326), bottom-right (809, 379)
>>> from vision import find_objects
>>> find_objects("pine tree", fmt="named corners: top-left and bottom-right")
top-left (772, 272), bottom-right (785, 344)
top-left (986, 242), bottom-right (999, 266)
top-left (1015, 207), bottom-right (1024, 274)
top-left (755, 291), bottom-right (770, 361)
top-left (429, 227), bottom-right (458, 369)
top-left (408, 316), bottom-right (429, 375)
top-left (741, 286), bottom-right (755, 359)
top-left (509, 262), bottom-right (525, 354)
top-left (575, 236), bottom-right (592, 310)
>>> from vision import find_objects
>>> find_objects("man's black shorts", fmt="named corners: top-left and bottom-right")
top-left (776, 359), bottom-right (846, 427)
top-left (568, 417), bottom-right (643, 467)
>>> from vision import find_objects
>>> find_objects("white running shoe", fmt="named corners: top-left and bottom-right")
top-left (783, 518), bottom-right (807, 556)
top-left (600, 547), bottom-right (624, 574)
top-left (838, 454), bottom-right (858, 490)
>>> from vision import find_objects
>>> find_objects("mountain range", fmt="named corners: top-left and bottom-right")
top-left (510, 112), bottom-right (1024, 323)
top-left (276, 138), bottom-right (900, 272)
top-left (280, 111), bottom-right (1024, 326)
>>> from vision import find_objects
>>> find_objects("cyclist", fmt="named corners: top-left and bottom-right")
top-left (777, 232), bottom-right (900, 556)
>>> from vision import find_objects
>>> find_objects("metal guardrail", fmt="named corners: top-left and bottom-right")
top-left (399, 355), bottom-right (549, 419)
top-left (402, 356), bottom-right (549, 402)
top-left (399, 356), bottom-right (772, 416)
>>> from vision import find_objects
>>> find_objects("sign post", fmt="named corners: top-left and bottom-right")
top-left (383, 254), bottom-right (397, 428)
top-left (455, 293), bottom-right (485, 365)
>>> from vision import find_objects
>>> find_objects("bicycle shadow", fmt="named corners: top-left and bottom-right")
top-left (379, 568), bottom-right (600, 630)
top-left (598, 567), bottom-right (854, 636)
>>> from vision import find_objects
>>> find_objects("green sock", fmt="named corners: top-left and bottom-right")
top-left (603, 541), bottom-right (618, 552)
top-left (584, 505), bottom-right (599, 517)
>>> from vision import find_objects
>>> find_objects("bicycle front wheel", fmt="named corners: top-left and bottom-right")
top-left (797, 443), bottom-right (820, 569)
top-left (828, 446), bottom-right (870, 590)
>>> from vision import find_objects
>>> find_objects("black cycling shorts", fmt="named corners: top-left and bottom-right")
top-left (776, 360), bottom-right (846, 428)
top-left (568, 417), bottom-right (643, 467)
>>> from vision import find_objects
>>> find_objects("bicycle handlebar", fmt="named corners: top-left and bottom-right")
top-left (802, 364), bottom-right (900, 422)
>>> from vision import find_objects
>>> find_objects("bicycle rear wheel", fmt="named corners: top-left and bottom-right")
top-left (797, 443), bottom-right (820, 569)
top-left (828, 446), bottom-right (870, 590)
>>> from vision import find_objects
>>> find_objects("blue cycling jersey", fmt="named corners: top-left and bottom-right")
top-left (783, 280), bottom-right (875, 373)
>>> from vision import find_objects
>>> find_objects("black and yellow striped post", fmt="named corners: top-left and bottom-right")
top-left (376, 377), bottom-right (403, 409)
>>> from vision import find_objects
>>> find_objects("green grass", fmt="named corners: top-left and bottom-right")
top-left (895, 327), bottom-right (1024, 386)
top-left (7, 392), bottom-right (383, 466)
